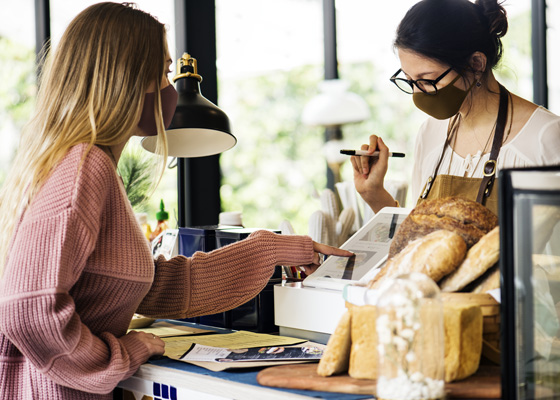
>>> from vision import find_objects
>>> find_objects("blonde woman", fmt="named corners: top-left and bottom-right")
top-left (0, 3), bottom-right (351, 399)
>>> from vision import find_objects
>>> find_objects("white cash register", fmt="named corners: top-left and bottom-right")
top-left (274, 207), bottom-right (411, 343)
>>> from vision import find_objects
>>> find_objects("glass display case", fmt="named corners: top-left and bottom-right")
top-left (500, 166), bottom-right (560, 399)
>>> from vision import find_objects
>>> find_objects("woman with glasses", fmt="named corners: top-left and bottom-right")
top-left (352, 0), bottom-right (560, 216)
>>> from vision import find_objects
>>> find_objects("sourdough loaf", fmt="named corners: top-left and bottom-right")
top-left (389, 197), bottom-right (498, 258)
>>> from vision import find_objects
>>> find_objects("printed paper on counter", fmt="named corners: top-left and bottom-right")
top-left (180, 343), bottom-right (325, 363)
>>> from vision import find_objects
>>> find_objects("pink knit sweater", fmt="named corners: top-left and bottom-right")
top-left (0, 144), bottom-right (314, 399)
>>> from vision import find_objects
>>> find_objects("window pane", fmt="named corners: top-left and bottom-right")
top-left (49, 0), bottom-right (178, 228)
top-left (497, 1), bottom-right (532, 101)
top-left (0, 0), bottom-right (35, 186)
top-left (50, 0), bottom-right (176, 60)
top-left (336, 0), bottom-right (424, 200)
top-left (216, 0), bottom-right (324, 234)
top-left (548, 1), bottom-right (560, 114)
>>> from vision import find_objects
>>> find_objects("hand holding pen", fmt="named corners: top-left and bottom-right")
top-left (345, 136), bottom-right (404, 176)
top-left (349, 135), bottom-right (403, 213)
top-left (340, 150), bottom-right (405, 157)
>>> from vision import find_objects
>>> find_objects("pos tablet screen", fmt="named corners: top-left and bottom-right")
top-left (302, 207), bottom-right (411, 291)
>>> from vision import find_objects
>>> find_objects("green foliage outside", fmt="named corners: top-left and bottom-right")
top-left (218, 9), bottom-right (532, 236)
top-left (496, 9), bottom-right (532, 99)
top-left (121, 138), bottom-right (179, 229)
top-left (0, 36), bottom-right (36, 186)
top-left (119, 144), bottom-right (154, 209)
top-left (218, 61), bottom-right (423, 235)
top-left (0, 8), bottom-right (533, 236)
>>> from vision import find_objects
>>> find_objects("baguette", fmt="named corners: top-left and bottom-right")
top-left (471, 264), bottom-right (500, 293)
top-left (369, 229), bottom-right (467, 289)
top-left (440, 227), bottom-right (500, 292)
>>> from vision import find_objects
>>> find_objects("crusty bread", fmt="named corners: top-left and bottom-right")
top-left (471, 264), bottom-right (500, 293)
top-left (416, 197), bottom-right (498, 231)
top-left (440, 227), bottom-right (500, 292)
top-left (369, 229), bottom-right (467, 289)
top-left (317, 311), bottom-right (351, 376)
top-left (389, 197), bottom-right (498, 258)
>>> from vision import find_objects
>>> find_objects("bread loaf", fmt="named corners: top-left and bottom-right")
top-left (319, 302), bottom-right (483, 383)
top-left (440, 227), bottom-right (500, 292)
top-left (348, 305), bottom-right (377, 380)
top-left (443, 303), bottom-right (483, 382)
top-left (471, 264), bottom-right (500, 293)
top-left (369, 230), bottom-right (467, 289)
top-left (389, 197), bottom-right (498, 258)
top-left (317, 311), bottom-right (351, 376)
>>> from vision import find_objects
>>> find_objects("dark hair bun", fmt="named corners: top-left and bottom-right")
top-left (394, 0), bottom-right (509, 72)
top-left (476, 0), bottom-right (508, 39)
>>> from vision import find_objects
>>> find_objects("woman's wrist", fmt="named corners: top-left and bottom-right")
top-left (361, 187), bottom-right (396, 214)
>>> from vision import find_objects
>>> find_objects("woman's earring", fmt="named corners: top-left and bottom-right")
top-left (476, 81), bottom-right (482, 88)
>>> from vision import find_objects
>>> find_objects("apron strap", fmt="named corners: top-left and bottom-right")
top-left (420, 114), bottom-right (460, 199)
top-left (476, 84), bottom-right (509, 204)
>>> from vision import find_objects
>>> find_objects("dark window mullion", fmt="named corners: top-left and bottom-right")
top-left (532, 0), bottom-right (548, 107)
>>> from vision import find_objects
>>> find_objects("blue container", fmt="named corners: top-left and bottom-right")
top-left (178, 225), bottom-right (242, 257)
top-left (177, 225), bottom-right (242, 324)
top-left (198, 228), bottom-right (282, 332)
top-left (215, 228), bottom-right (280, 248)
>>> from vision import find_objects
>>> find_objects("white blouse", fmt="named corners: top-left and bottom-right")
top-left (411, 106), bottom-right (560, 201)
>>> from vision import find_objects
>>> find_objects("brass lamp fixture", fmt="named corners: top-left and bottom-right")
top-left (141, 53), bottom-right (237, 158)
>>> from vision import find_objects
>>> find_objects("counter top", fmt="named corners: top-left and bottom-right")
top-left (117, 319), bottom-right (371, 400)
top-left (118, 355), bottom-right (372, 400)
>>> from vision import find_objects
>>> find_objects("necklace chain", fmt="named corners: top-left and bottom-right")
top-left (471, 121), bottom-right (495, 153)
top-left (447, 92), bottom-right (513, 176)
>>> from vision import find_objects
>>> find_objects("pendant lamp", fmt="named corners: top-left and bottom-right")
top-left (142, 53), bottom-right (237, 158)
top-left (302, 79), bottom-right (370, 127)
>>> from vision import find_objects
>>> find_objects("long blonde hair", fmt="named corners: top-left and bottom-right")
top-left (0, 2), bottom-right (169, 275)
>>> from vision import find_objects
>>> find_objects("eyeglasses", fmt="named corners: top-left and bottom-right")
top-left (390, 67), bottom-right (453, 95)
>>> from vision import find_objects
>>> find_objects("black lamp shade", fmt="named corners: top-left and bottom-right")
top-left (142, 62), bottom-right (236, 158)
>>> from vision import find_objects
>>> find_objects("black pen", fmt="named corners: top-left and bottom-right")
top-left (340, 150), bottom-right (405, 158)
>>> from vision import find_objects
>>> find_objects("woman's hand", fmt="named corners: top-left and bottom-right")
top-left (351, 135), bottom-right (396, 213)
top-left (126, 330), bottom-right (165, 358)
top-left (298, 242), bottom-right (354, 276)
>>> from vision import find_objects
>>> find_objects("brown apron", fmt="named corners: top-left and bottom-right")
top-left (418, 174), bottom-right (499, 215)
top-left (417, 84), bottom-right (510, 216)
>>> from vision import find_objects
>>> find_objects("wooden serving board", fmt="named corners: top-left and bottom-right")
top-left (257, 364), bottom-right (501, 399)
